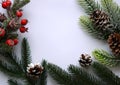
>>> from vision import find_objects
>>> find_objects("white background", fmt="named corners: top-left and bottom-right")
top-left (0, 0), bottom-right (120, 85)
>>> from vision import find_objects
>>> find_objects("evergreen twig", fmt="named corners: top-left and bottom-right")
top-left (80, 16), bottom-right (110, 40)
top-left (101, 0), bottom-right (120, 32)
top-left (92, 62), bottom-right (120, 85)
top-left (0, 60), bottom-right (24, 78)
top-left (39, 60), bottom-right (47, 85)
top-left (78, 0), bottom-right (101, 14)
top-left (12, 0), bottom-right (30, 13)
top-left (92, 49), bottom-right (120, 67)
top-left (68, 65), bottom-right (105, 85)
top-left (47, 63), bottom-right (74, 85)
top-left (21, 38), bottom-right (31, 72)
top-left (8, 79), bottom-right (20, 85)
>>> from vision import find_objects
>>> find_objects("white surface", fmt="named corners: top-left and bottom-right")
top-left (0, 0), bottom-right (120, 85)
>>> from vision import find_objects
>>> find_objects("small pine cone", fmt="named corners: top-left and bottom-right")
top-left (90, 10), bottom-right (113, 31)
top-left (0, 13), bottom-right (7, 22)
top-left (27, 63), bottom-right (44, 78)
top-left (107, 33), bottom-right (120, 56)
top-left (79, 54), bottom-right (92, 67)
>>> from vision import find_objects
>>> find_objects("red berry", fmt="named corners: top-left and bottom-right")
top-left (19, 27), bottom-right (28, 33)
top-left (16, 10), bottom-right (23, 17)
top-left (6, 39), bottom-right (14, 46)
top-left (0, 28), bottom-right (5, 37)
top-left (2, 2), bottom-right (8, 9)
top-left (21, 19), bottom-right (28, 25)
top-left (13, 39), bottom-right (19, 45)
top-left (6, 0), bottom-right (11, 7)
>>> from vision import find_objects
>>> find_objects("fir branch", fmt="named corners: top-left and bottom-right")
top-left (47, 63), bottom-right (74, 85)
top-left (8, 79), bottom-right (20, 85)
top-left (80, 16), bottom-right (110, 40)
top-left (92, 62), bottom-right (120, 85)
top-left (101, 0), bottom-right (120, 32)
top-left (21, 38), bottom-right (31, 72)
top-left (0, 60), bottom-right (24, 78)
top-left (68, 65), bottom-right (105, 85)
top-left (92, 49), bottom-right (120, 67)
top-left (12, 0), bottom-right (30, 13)
top-left (39, 60), bottom-right (47, 85)
top-left (78, 0), bottom-right (101, 14)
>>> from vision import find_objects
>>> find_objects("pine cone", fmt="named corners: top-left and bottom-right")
top-left (27, 63), bottom-right (44, 78)
top-left (90, 10), bottom-right (113, 31)
top-left (0, 13), bottom-right (7, 22)
top-left (107, 33), bottom-right (120, 56)
top-left (79, 54), bottom-right (92, 67)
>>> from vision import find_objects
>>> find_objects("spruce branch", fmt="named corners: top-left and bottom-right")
top-left (21, 38), bottom-right (31, 72)
top-left (80, 16), bottom-right (110, 40)
top-left (92, 62), bottom-right (120, 85)
top-left (68, 65), bottom-right (105, 85)
top-left (39, 60), bottom-right (47, 85)
top-left (101, 0), bottom-right (120, 32)
top-left (47, 63), bottom-right (74, 85)
top-left (12, 0), bottom-right (30, 13)
top-left (8, 79), bottom-right (20, 85)
top-left (78, 0), bottom-right (101, 14)
top-left (0, 60), bottom-right (24, 78)
top-left (92, 49), bottom-right (120, 67)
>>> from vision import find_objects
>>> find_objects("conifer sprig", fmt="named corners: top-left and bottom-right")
top-left (80, 16), bottom-right (111, 40)
top-left (68, 65), bottom-right (105, 85)
top-left (101, 0), bottom-right (120, 32)
top-left (92, 62), bottom-right (120, 85)
top-left (92, 49), bottom-right (120, 67)
top-left (78, 0), bottom-right (101, 14)
top-left (8, 79), bottom-right (20, 85)
top-left (47, 63), bottom-right (74, 85)
top-left (21, 38), bottom-right (31, 73)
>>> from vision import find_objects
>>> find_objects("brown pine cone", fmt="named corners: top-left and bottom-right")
top-left (90, 10), bottom-right (113, 31)
top-left (27, 63), bottom-right (44, 78)
top-left (79, 54), bottom-right (92, 67)
top-left (107, 33), bottom-right (120, 56)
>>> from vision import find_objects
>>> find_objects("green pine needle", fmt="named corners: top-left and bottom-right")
top-left (80, 16), bottom-right (110, 40)
top-left (47, 63), bottom-right (74, 85)
top-left (21, 38), bottom-right (31, 72)
top-left (39, 60), bottom-right (47, 85)
top-left (92, 49), bottom-right (120, 67)
top-left (92, 62), bottom-right (120, 85)
top-left (68, 65), bottom-right (105, 85)
top-left (12, 0), bottom-right (30, 13)
top-left (8, 79), bottom-right (20, 85)
top-left (0, 60), bottom-right (24, 78)
top-left (78, 0), bottom-right (101, 14)
top-left (101, 0), bottom-right (120, 32)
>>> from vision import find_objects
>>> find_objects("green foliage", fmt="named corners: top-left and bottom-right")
top-left (92, 49), bottom-right (120, 67)
top-left (68, 65), bottom-right (105, 85)
top-left (47, 63), bottom-right (74, 85)
top-left (80, 16), bottom-right (111, 40)
top-left (8, 79), bottom-right (20, 85)
top-left (40, 60), bottom-right (47, 85)
top-left (12, 0), bottom-right (30, 13)
top-left (78, 0), bottom-right (101, 14)
top-left (0, 60), bottom-right (24, 78)
top-left (21, 38), bottom-right (31, 72)
top-left (101, 0), bottom-right (120, 32)
top-left (92, 62), bottom-right (120, 85)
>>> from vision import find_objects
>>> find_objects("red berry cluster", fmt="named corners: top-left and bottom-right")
top-left (6, 39), bottom-right (18, 46)
top-left (1, 0), bottom-right (29, 46)
top-left (16, 10), bottom-right (28, 33)
top-left (2, 0), bottom-right (11, 9)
